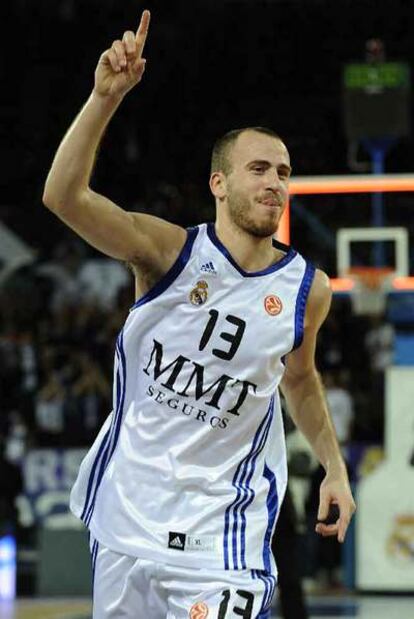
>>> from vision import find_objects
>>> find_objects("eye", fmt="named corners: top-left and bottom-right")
top-left (252, 166), bottom-right (265, 173)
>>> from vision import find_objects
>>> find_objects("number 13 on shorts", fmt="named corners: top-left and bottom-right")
top-left (188, 587), bottom-right (270, 619)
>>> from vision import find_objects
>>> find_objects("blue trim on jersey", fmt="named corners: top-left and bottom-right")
top-left (226, 402), bottom-right (273, 570)
top-left (81, 345), bottom-right (122, 524)
top-left (80, 427), bottom-right (111, 522)
top-left (91, 539), bottom-right (98, 572)
top-left (91, 539), bottom-right (99, 597)
top-left (253, 569), bottom-right (268, 613)
top-left (84, 331), bottom-right (127, 527)
top-left (87, 333), bottom-right (127, 526)
top-left (255, 570), bottom-right (269, 610)
top-left (130, 226), bottom-right (199, 311)
top-left (239, 403), bottom-right (274, 569)
top-left (105, 334), bottom-right (128, 470)
top-left (262, 463), bottom-right (279, 572)
top-left (234, 405), bottom-right (273, 569)
top-left (293, 261), bottom-right (316, 350)
top-left (81, 334), bottom-right (125, 523)
top-left (206, 223), bottom-right (296, 277)
top-left (223, 396), bottom-right (274, 570)
top-left (267, 574), bottom-right (277, 608)
top-left (103, 340), bottom-right (125, 463)
top-left (83, 368), bottom-right (121, 524)
top-left (255, 569), bottom-right (277, 613)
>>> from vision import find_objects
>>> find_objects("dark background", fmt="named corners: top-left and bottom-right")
top-left (1, 0), bottom-right (414, 259)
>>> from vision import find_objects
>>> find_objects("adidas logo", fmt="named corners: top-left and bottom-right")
top-left (168, 531), bottom-right (186, 550)
top-left (170, 536), bottom-right (184, 548)
top-left (200, 261), bottom-right (217, 275)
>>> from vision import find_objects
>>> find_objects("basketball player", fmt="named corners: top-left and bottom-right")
top-left (43, 10), bottom-right (355, 619)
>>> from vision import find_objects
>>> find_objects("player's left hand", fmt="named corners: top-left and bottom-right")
top-left (315, 469), bottom-right (356, 543)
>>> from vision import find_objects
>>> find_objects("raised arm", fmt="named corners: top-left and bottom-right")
top-left (43, 10), bottom-right (186, 267)
top-left (280, 269), bottom-right (356, 543)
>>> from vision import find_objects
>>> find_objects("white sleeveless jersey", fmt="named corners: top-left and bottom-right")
top-left (70, 223), bottom-right (315, 573)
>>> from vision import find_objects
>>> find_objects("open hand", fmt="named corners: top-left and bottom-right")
top-left (94, 10), bottom-right (150, 99)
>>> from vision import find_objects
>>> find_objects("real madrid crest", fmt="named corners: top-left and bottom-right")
top-left (190, 280), bottom-right (209, 306)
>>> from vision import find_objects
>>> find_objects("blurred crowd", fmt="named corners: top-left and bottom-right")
top-left (0, 240), bottom-right (132, 453)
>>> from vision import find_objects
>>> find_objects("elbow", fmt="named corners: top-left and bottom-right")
top-left (42, 188), bottom-right (54, 211)
top-left (42, 185), bottom-right (82, 213)
top-left (281, 365), bottom-right (318, 397)
top-left (42, 181), bottom-right (60, 212)
top-left (42, 174), bottom-right (73, 212)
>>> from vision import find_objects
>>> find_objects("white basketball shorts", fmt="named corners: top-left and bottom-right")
top-left (90, 538), bottom-right (276, 619)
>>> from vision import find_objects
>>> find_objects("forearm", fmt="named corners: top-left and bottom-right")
top-left (283, 370), bottom-right (346, 475)
top-left (43, 91), bottom-right (123, 206)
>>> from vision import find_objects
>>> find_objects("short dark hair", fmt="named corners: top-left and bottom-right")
top-left (210, 127), bottom-right (284, 176)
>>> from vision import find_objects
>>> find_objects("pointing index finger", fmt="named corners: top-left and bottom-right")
top-left (136, 9), bottom-right (151, 56)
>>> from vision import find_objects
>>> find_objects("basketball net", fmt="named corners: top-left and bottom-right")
top-left (348, 267), bottom-right (394, 316)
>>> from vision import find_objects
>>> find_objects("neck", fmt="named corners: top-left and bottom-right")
top-left (214, 214), bottom-right (282, 273)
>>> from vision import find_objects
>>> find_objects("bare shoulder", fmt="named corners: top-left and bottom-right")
top-left (129, 212), bottom-right (188, 267)
top-left (304, 268), bottom-right (332, 330)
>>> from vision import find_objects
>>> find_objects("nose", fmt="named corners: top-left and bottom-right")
top-left (265, 169), bottom-right (284, 192)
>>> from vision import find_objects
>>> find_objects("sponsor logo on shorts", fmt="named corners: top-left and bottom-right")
top-left (264, 294), bottom-right (283, 316)
top-left (189, 601), bottom-right (209, 619)
top-left (168, 532), bottom-right (217, 552)
top-left (168, 531), bottom-right (186, 550)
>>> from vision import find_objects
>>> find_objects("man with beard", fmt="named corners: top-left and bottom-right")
top-left (43, 10), bottom-right (355, 619)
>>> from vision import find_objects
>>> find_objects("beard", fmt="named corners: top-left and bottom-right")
top-left (226, 188), bottom-right (279, 238)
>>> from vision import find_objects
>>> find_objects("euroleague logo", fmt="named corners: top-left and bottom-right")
top-left (189, 602), bottom-right (209, 619)
top-left (264, 294), bottom-right (283, 316)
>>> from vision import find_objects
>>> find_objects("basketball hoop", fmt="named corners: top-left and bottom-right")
top-left (347, 267), bottom-right (394, 315)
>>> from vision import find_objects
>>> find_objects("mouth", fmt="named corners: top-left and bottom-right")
top-left (258, 199), bottom-right (282, 209)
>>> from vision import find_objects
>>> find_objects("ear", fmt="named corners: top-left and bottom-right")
top-left (209, 172), bottom-right (227, 200)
